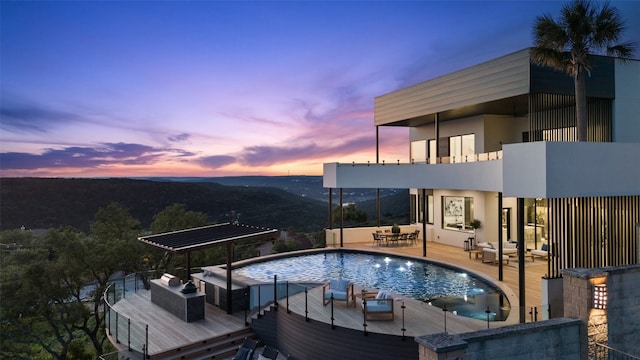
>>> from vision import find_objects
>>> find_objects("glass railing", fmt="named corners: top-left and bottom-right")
top-left (103, 273), bottom-right (150, 358)
top-left (344, 150), bottom-right (503, 167)
top-left (245, 275), bottom-right (478, 338)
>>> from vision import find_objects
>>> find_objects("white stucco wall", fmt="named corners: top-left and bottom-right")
top-left (613, 59), bottom-right (640, 143)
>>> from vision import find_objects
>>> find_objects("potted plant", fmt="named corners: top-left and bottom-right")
top-left (391, 223), bottom-right (401, 234)
top-left (470, 219), bottom-right (482, 240)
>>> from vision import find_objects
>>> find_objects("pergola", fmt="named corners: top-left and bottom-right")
top-left (138, 223), bottom-right (278, 313)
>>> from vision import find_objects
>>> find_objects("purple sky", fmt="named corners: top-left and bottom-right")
top-left (2, 1), bottom-right (638, 177)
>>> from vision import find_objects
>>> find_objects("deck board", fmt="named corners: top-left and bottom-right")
top-left (111, 291), bottom-right (248, 355)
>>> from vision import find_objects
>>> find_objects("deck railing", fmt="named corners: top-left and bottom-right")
top-left (102, 273), bottom-right (149, 359)
top-left (245, 275), bottom-right (476, 338)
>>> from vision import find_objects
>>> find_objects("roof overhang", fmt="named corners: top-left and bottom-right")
top-left (138, 223), bottom-right (278, 254)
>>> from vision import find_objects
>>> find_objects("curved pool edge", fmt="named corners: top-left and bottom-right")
top-left (226, 246), bottom-right (521, 326)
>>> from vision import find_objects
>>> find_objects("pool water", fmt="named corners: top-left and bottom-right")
top-left (233, 251), bottom-right (510, 321)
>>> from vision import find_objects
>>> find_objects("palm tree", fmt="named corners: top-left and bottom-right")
top-left (532, 0), bottom-right (635, 141)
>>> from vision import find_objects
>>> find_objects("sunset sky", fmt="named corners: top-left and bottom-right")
top-left (2, 1), bottom-right (639, 178)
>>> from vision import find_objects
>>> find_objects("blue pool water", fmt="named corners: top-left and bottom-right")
top-left (233, 251), bottom-right (510, 321)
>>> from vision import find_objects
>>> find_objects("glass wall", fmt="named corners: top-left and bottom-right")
top-left (410, 140), bottom-right (427, 163)
top-left (449, 134), bottom-right (475, 163)
top-left (524, 198), bottom-right (547, 250)
top-left (411, 191), bottom-right (434, 224)
top-left (428, 140), bottom-right (436, 164)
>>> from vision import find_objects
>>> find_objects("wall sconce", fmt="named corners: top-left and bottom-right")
top-left (593, 284), bottom-right (607, 310)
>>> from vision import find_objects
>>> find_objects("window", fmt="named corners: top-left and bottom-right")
top-left (442, 196), bottom-right (474, 231)
top-left (411, 192), bottom-right (434, 224)
top-left (449, 134), bottom-right (475, 163)
top-left (428, 140), bottom-right (437, 164)
top-left (410, 140), bottom-right (427, 163)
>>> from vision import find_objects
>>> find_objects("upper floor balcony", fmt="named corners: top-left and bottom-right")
top-left (323, 141), bottom-right (640, 199)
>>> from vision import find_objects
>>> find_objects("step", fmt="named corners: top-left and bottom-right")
top-left (149, 328), bottom-right (255, 360)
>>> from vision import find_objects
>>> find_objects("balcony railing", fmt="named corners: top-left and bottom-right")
top-left (413, 150), bottom-right (503, 164)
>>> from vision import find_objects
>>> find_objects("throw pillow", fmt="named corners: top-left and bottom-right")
top-left (541, 244), bottom-right (548, 252)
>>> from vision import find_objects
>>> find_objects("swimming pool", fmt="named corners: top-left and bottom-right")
top-left (233, 250), bottom-right (510, 321)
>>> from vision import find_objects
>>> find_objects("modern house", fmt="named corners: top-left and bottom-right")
top-left (103, 48), bottom-right (640, 360)
top-left (323, 48), bottom-right (640, 320)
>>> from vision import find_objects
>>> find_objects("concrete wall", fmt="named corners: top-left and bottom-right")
top-left (563, 265), bottom-right (640, 358)
top-left (607, 266), bottom-right (640, 354)
top-left (612, 59), bottom-right (640, 143)
top-left (416, 318), bottom-right (584, 360)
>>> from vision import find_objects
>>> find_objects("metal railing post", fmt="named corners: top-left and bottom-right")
top-left (401, 300), bottom-right (406, 340)
top-left (486, 306), bottom-right (491, 328)
top-left (443, 305), bottom-right (447, 333)
top-left (286, 281), bottom-right (290, 314)
top-left (273, 275), bottom-right (278, 311)
top-left (127, 318), bottom-right (131, 351)
top-left (115, 312), bottom-right (119, 343)
top-left (145, 325), bottom-right (149, 359)
top-left (330, 294), bottom-right (335, 329)
top-left (362, 298), bottom-right (368, 336)
top-left (257, 285), bottom-right (262, 318)
top-left (304, 287), bottom-right (309, 321)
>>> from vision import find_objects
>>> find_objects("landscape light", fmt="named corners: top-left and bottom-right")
top-left (593, 284), bottom-right (607, 310)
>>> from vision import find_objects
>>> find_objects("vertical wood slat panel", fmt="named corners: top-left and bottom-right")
top-left (547, 196), bottom-right (640, 279)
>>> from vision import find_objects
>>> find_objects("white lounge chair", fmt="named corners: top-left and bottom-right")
top-left (531, 243), bottom-right (551, 261)
top-left (361, 289), bottom-right (394, 320)
top-left (322, 278), bottom-right (355, 307)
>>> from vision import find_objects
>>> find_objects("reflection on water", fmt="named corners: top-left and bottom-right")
top-left (233, 251), bottom-right (510, 321)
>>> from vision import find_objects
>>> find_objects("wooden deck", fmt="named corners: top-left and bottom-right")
top-left (281, 284), bottom-right (510, 337)
top-left (110, 291), bottom-right (249, 356)
top-left (111, 240), bottom-right (548, 357)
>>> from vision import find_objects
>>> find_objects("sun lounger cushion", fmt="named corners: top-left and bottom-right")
top-left (367, 300), bottom-right (393, 312)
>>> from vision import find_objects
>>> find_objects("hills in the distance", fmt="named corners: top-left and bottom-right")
top-left (0, 177), bottom-right (408, 233)
top-left (135, 176), bottom-right (403, 203)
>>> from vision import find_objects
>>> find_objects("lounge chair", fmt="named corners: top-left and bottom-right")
top-left (257, 345), bottom-right (279, 360)
top-left (531, 243), bottom-right (551, 261)
top-left (482, 248), bottom-right (509, 265)
top-left (361, 289), bottom-right (394, 320)
top-left (232, 337), bottom-right (258, 360)
top-left (322, 278), bottom-right (355, 307)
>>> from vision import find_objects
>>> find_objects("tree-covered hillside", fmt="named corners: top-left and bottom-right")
top-left (0, 178), bottom-right (328, 233)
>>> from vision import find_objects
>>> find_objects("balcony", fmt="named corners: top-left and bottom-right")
top-left (324, 142), bottom-right (640, 199)
top-left (323, 150), bottom-right (503, 192)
